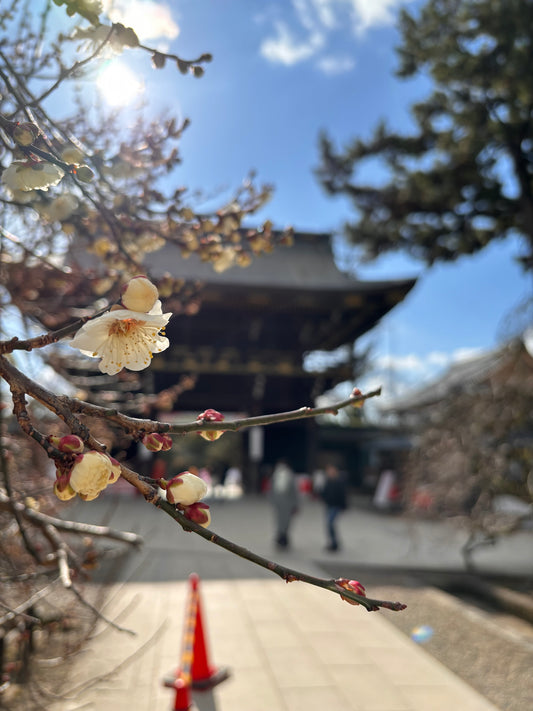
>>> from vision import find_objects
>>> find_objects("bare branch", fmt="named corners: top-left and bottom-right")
top-left (154, 497), bottom-right (406, 613)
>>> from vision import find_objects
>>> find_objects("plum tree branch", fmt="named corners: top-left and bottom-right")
top-left (154, 496), bottom-right (406, 613)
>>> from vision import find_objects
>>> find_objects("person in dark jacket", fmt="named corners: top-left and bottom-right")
top-left (321, 464), bottom-right (347, 552)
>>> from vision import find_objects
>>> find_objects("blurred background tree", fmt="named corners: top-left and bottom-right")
top-left (316, 0), bottom-right (533, 270)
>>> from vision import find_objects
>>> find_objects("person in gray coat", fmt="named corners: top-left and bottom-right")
top-left (270, 459), bottom-right (298, 549)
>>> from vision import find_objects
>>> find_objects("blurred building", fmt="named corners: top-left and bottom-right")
top-left (50, 232), bottom-right (416, 488)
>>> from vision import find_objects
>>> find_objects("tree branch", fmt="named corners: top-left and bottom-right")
top-left (154, 497), bottom-right (406, 613)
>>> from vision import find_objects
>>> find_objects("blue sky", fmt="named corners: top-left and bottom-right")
top-left (98, 0), bottom-right (532, 405)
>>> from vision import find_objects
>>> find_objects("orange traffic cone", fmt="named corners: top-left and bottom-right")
top-left (163, 573), bottom-right (230, 709)
top-left (166, 676), bottom-right (193, 711)
top-left (188, 573), bottom-right (230, 690)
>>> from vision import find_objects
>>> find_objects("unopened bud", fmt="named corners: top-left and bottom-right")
top-left (152, 51), bottom-right (166, 69)
top-left (196, 409), bottom-right (225, 441)
top-left (58, 434), bottom-right (84, 453)
top-left (159, 434), bottom-right (173, 451)
top-left (166, 471), bottom-right (208, 506)
top-left (142, 432), bottom-right (164, 452)
top-left (121, 276), bottom-right (159, 312)
top-left (183, 502), bottom-right (211, 527)
top-left (337, 578), bottom-right (367, 606)
top-left (351, 388), bottom-right (364, 408)
top-left (75, 165), bottom-right (95, 182)
top-left (13, 122), bottom-right (38, 146)
top-left (48, 435), bottom-right (62, 449)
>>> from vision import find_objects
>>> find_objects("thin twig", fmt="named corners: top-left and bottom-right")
top-left (154, 497), bottom-right (406, 613)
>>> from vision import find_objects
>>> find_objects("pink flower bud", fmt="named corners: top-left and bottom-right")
top-left (351, 388), bottom-right (364, 408)
top-left (159, 434), bottom-right (173, 451)
top-left (336, 578), bottom-right (367, 606)
top-left (48, 435), bottom-right (62, 449)
top-left (58, 434), bottom-right (84, 453)
top-left (121, 276), bottom-right (159, 313)
top-left (183, 502), bottom-right (211, 527)
top-left (166, 471), bottom-right (208, 506)
top-left (142, 432), bottom-right (164, 452)
top-left (196, 409), bottom-right (225, 441)
top-left (197, 408), bottom-right (225, 422)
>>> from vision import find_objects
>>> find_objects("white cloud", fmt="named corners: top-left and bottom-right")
top-left (260, 21), bottom-right (324, 66)
top-left (103, 0), bottom-right (180, 43)
top-left (259, 0), bottom-right (411, 68)
top-left (348, 0), bottom-right (405, 34)
top-left (316, 55), bottom-right (355, 75)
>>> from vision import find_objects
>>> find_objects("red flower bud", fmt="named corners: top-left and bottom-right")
top-left (183, 501), bottom-right (211, 527)
top-left (142, 433), bottom-right (164, 452)
top-left (159, 434), bottom-right (173, 451)
top-left (58, 434), bottom-right (84, 453)
top-left (196, 408), bottom-right (225, 422)
top-left (337, 578), bottom-right (367, 606)
top-left (196, 409), bottom-right (225, 441)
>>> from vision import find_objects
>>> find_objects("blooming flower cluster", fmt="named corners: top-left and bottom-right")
top-left (196, 409), bottom-right (225, 441)
top-left (69, 277), bottom-right (171, 375)
top-left (2, 160), bottom-right (64, 192)
top-left (162, 471), bottom-right (211, 527)
top-left (51, 435), bottom-right (121, 502)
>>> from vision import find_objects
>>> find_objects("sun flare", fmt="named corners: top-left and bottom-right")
top-left (96, 61), bottom-right (144, 106)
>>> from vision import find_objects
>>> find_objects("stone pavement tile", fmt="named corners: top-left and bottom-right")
top-left (212, 668), bottom-right (285, 711)
top-left (263, 645), bottom-right (332, 688)
top-left (49, 578), bottom-right (501, 711)
top-left (282, 684), bottom-right (360, 711)
top-left (400, 684), bottom-right (500, 711)
top-left (328, 664), bottom-right (411, 711)
top-left (306, 629), bottom-right (373, 665)
top-left (364, 646), bottom-right (455, 685)
top-left (253, 618), bottom-right (307, 648)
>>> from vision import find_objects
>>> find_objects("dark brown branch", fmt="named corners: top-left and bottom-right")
top-left (0, 303), bottom-right (113, 354)
top-left (63, 388), bottom-right (381, 437)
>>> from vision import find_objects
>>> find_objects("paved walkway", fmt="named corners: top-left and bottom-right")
top-left (50, 494), bottom-right (532, 711)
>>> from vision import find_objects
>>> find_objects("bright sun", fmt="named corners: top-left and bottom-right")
top-left (96, 61), bottom-right (144, 107)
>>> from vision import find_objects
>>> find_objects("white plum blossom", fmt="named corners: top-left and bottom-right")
top-left (166, 471), bottom-right (208, 506)
top-left (73, 21), bottom-right (137, 55)
top-left (61, 145), bottom-right (85, 165)
top-left (69, 301), bottom-right (171, 375)
top-left (69, 451), bottom-right (120, 501)
top-left (37, 193), bottom-right (78, 221)
top-left (2, 161), bottom-right (64, 191)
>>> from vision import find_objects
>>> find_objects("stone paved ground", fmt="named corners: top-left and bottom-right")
top-left (46, 493), bottom-right (532, 711)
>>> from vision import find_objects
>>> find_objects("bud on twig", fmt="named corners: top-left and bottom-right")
top-left (196, 409), bottom-right (225, 441)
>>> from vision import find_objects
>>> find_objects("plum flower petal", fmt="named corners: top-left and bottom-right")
top-left (69, 451), bottom-right (117, 500)
top-left (69, 301), bottom-right (171, 375)
top-left (2, 161), bottom-right (64, 191)
top-left (166, 471), bottom-right (208, 506)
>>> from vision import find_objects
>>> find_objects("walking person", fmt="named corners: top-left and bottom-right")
top-left (270, 458), bottom-right (298, 549)
top-left (321, 464), bottom-right (347, 552)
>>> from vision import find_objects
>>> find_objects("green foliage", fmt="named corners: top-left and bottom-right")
top-left (317, 0), bottom-right (533, 269)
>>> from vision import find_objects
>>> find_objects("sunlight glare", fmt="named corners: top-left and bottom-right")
top-left (96, 61), bottom-right (144, 106)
